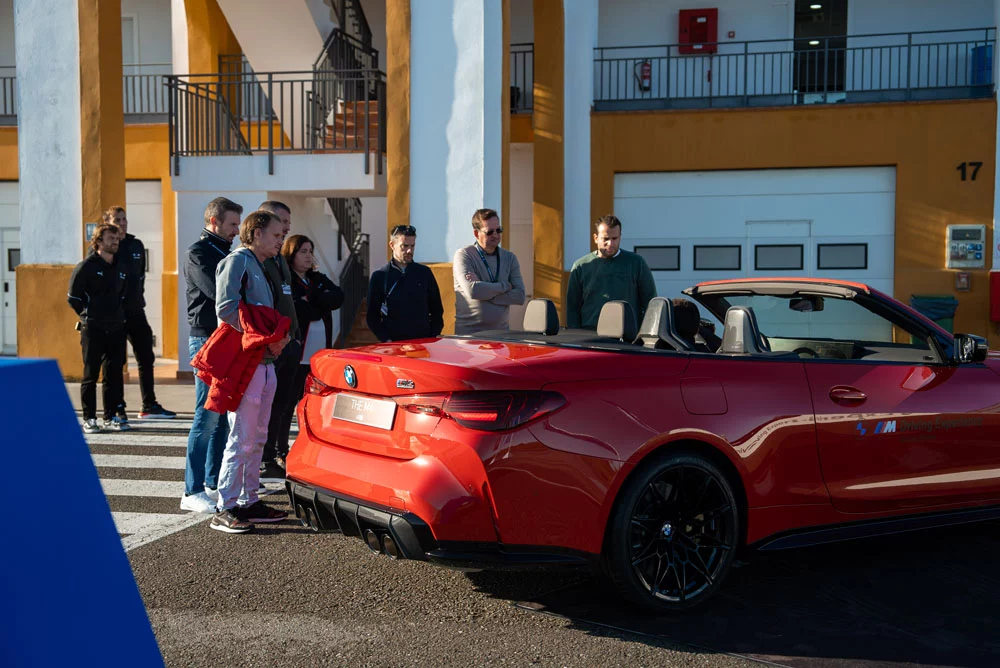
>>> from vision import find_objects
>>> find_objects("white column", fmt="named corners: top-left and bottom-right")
top-left (170, 0), bottom-right (189, 75)
top-left (14, 0), bottom-right (83, 264)
top-left (409, 0), bottom-right (503, 263)
top-left (174, 190), bottom-right (268, 370)
top-left (563, 0), bottom-right (599, 270)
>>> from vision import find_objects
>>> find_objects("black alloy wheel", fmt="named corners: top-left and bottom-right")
top-left (607, 453), bottom-right (739, 611)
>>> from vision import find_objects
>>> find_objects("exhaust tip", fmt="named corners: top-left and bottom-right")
top-left (295, 504), bottom-right (307, 525)
top-left (306, 508), bottom-right (320, 532)
top-left (381, 533), bottom-right (400, 559)
top-left (364, 529), bottom-right (383, 554)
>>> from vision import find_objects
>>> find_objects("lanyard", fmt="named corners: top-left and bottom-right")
top-left (474, 244), bottom-right (498, 283)
top-left (383, 264), bottom-right (403, 301)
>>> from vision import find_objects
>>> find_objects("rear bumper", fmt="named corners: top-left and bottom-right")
top-left (286, 478), bottom-right (595, 570)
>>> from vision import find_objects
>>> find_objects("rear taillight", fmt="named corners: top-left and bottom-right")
top-left (394, 391), bottom-right (565, 432)
top-left (304, 374), bottom-right (336, 396)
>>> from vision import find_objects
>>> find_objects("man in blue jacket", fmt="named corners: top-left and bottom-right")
top-left (366, 225), bottom-right (444, 342)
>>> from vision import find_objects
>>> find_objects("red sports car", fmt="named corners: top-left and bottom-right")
top-left (285, 278), bottom-right (1000, 610)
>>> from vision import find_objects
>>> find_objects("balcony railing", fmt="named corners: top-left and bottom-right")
top-left (511, 43), bottom-right (533, 113)
top-left (594, 27), bottom-right (996, 110)
top-left (1, 64), bottom-right (173, 119)
top-left (123, 63), bottom-right (171, 116)
top-left (166, 69), bottom-right (386, 176)
top-left (0, 67), bottom-right (14, 121)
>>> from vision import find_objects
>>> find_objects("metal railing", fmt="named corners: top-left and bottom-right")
top-left (166, 76), bottom-right (250, 173)
top-left (594, 27), bottom-right (996, 109)
top-left (218, 55), bottom-right (275, 121)
top-left (122, 63), bottom-right (171, 115)
top-left (0, 67), bottom-right (15, 119)
top-left (331, 0), bottom-right (374, 58)
top-left (315, 29), bottom-right (380, 101)
top-left (328, 197), bottom-right (363, 261)
top-left (510, 43), bottom-right (533, 113)
top-left (166, 69), bottom-right (386, 176)
top-left (338, 232), bottom-right (370, 347)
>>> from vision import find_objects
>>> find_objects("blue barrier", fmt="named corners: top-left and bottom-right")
top-left (0, 359), bottom-right (163, 667)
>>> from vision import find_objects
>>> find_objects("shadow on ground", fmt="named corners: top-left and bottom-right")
top-left (498, 521), bottom-right (1000, 668)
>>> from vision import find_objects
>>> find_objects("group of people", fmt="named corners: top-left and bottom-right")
top-left (365, 211), bottom-right (660, 344)
top-left (69, 207), bottom-right (176, 434)
top-left (71, 201), bottom-right (666, 536)
top-left (179, 199), bottom-right (344, 534)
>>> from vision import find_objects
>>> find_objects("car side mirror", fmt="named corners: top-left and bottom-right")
top-left (952, 333), bottom-right (988, 364)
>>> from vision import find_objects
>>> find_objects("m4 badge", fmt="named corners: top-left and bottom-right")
top-left (396, 379), bottom-right (415, 390)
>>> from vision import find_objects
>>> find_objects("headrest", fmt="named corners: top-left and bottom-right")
top-left (596, 300), bottom-right (638, 342)
top-left (721, 306), bottom-right (768, 354)
top-left (637, 297), bottom-right (692, 350)
top-left (522, 298), bottom-right (560, 335)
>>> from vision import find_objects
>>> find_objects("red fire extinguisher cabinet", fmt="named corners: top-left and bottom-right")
top-left (679, 8), bottom-right (718, 54)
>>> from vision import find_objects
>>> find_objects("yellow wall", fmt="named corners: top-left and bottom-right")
top-left (16, 266), bottom-right (80, 378)
top-left (427, 263), bottom-right (456, 335)
top-left (590, 99), bottom-right (998, 348)
top-left (532, 0), bottom-right (568, 316)
top-left (0, 128), bottom-right (17, 179)
top-left (185, 0), bottom-right (240, 73)
top-left (386, 0), bottom-right (411, 246)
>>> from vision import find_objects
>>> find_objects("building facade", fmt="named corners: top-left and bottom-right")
top-left (3, 0), bottom-right (999, 374)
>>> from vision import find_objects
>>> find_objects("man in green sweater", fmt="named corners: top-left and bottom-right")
top-left (566, 215), bottom-right (657, 330)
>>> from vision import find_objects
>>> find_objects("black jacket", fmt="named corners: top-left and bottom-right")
top-left (366, 261), bottom-right (444, 342)
top-left (68, 253), bottom-right (126, 328)
top-left (184, 229), bottom-right (232, 337)
top-left (292, 269), bottom-right (345, 350)
top-left (265, 254), bottom-right (301, 340)
top-left (87, 233), bottom-right (145, 315)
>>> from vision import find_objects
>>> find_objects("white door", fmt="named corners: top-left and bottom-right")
top-left (125, 181), bottom-right (163, 356)
top-left (614, 167), bottom-right (896, 332)
top-left (0, 228), bottom-right (18, 355)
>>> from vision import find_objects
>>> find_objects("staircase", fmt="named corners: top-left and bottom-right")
top-left (323, 100), bottom-right (381, 151)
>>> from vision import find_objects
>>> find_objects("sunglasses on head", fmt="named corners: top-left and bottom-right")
top-left (391, 225), bottom-right (416, 236)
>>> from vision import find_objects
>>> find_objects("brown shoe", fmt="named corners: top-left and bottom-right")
top-left (210, 509), bottom-right (253, 534)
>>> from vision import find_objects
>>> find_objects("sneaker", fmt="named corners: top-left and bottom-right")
top-left (180, 492), bottom-right (216, 514)
top-left (204, 487), bottom-right (220, 503)
top-left (116, 407), bottom-right (129, 421)
top-left (103, 416), bottom-right (131, 431)
top-left (83, 418), bottom-right (101, 434)
top-left (259, 459), bottom-right (285, 482)
top-left (139, 403), bottom-right (177, 419)
top-left (236, 501), bottom-right (288, 524)
top-left (210, 509), bottom-right (253, 534)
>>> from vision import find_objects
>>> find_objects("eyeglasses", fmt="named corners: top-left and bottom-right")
top-left (482, 227), bottom-right (503, 236)
top-left (391, 225), bottom-right (416, 236)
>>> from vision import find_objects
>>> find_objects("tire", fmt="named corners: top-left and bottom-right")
top-left (606, 452), bottom-right (740, 611)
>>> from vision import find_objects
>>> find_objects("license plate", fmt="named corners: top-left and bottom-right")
top-left (332, 393), bottom-right (397, 430)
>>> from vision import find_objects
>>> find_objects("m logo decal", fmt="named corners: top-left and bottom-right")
top-left (874, 420), bottom-right (897, 434)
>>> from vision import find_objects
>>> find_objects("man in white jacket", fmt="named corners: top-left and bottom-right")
top-left (452, 208), bottom-right (526, 335)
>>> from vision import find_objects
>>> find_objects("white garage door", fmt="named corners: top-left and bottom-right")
top-left (0, 181), bottom-right (164, 357)
top-left (615, 167), bottom-right (896, 330)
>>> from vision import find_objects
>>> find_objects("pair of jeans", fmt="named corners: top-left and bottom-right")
top-left (217, 363), bottom-right (277, 511)
top-left (80, 323), bottom-right (126, 420)
top-left (183, 336), bottom-right (228, 496)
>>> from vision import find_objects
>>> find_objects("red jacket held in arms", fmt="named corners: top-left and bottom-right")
top-left (191, 302), bottom-right (291, 414)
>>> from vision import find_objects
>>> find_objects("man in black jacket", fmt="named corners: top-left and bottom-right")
top-left (366, 225), bottom-right (444, 342)
top-left (103, 206), bottom-right (176, 421)
top-left (69, 223), bottom-right (128, 434)
top-left (179, 196), bottom-right (242, 514)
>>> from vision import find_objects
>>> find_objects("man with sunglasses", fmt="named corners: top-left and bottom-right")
top-left (366, 225), bottom-right (444, 343)
top-left (453, 208), bottom-right (525, 335)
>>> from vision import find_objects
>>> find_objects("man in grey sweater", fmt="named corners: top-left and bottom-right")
top-left (453, 209), bottom-right (526, 335)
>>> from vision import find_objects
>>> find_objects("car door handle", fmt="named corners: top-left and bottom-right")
top-left (829, 386), bottom-right (867, 405)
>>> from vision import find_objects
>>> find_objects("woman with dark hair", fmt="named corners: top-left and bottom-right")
top-left (272, 234), bottom-right (344, 467)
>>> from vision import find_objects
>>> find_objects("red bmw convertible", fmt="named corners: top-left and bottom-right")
top-left (285, 278), bottom-right (1000, 610)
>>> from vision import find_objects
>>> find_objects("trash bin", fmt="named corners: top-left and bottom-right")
top-left (909, 294), bottom-right (959, 333)
top-left (971, 45), bottom-right (993, 86)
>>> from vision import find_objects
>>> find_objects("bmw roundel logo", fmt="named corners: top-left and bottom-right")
top-left (343, 365), bottom-right (358, 389)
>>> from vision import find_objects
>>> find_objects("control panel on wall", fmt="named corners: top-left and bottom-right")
top-left (678, 8), bottom-right (718, 54)
top-left (946, 224), bottom-right (987, 269)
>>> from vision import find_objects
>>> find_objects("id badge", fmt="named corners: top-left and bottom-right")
top-left (380, 302), bottom-right (389, 317)
top-left (282, 284), bottom-right (292, 295)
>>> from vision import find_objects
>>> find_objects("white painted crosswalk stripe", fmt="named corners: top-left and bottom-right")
top-left (92, 454), bottom-right (187, 469)
top-left (85, 415), bottom-right (287, 551)
top-left (101, 478), bottom-right (186, 498)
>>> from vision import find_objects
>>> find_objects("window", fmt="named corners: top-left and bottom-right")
top-left (635, 245), bottom-right (680, 271)
top-left (755, 244), bottom-right (803, 271)
top-left (7, 248), bottom-right (19, 272)
top-left (694, 245), bottom-right (741, 271)
top-left (818, 243), bottom-right (867, 270)
top-left (145, 249), bottom-right (151, 272)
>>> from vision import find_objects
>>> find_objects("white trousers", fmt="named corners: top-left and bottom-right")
top-left (216, 363), bottom-right (277, 511)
